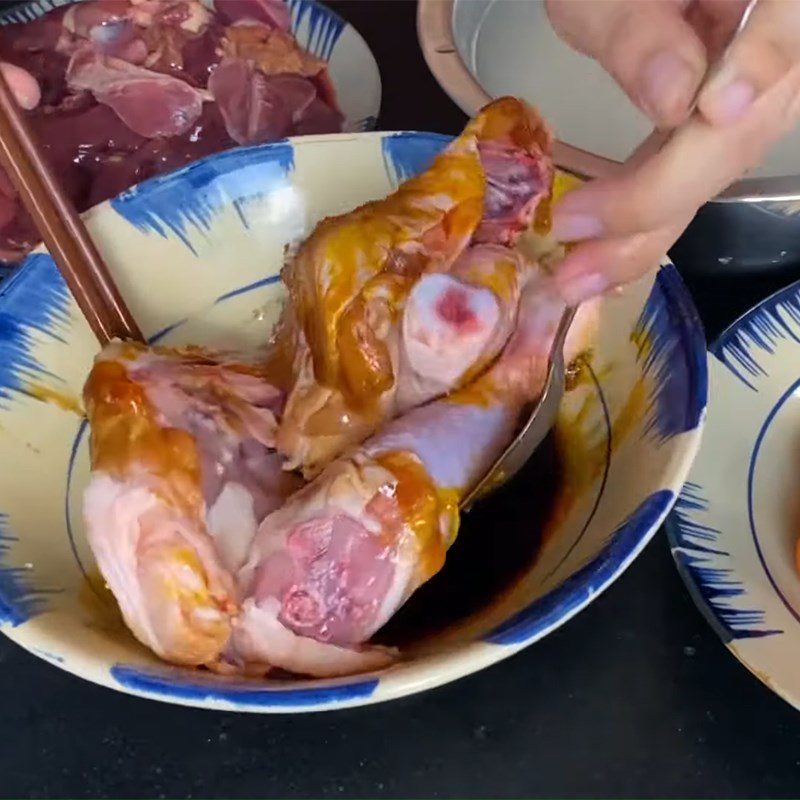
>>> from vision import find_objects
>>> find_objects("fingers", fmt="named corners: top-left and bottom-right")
top-left (552, 65), bottom-right (800, 303)
top-left (687, 0), bottom-right (751, 62)
top-left (699, 0), bottom-right (800, 124)
top-left (552, 63), bottom-right (800, 243)
top-left (546, 0), bottom-right (800, 304)
top-left (0, 63), bottom-right (40, 111)
top-left (553, 218), bottom-right (692, 305)
top-left (545, 0), bottom-right (707, 127)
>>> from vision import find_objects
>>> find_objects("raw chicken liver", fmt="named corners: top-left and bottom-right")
top-left (0, 0), bottom-right (343, 262)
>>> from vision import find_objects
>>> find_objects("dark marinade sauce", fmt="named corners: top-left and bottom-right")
top-left (375, 431), bottom-right (562, 648)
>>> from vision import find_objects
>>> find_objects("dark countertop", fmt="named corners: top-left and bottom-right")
top-left (4, 2), bottom-right (800, 798)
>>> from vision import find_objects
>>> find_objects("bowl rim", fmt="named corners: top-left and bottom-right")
top-left (0, 131), bottom-right (708, 713)
top-left (416, 0), bottom-right (800, 205)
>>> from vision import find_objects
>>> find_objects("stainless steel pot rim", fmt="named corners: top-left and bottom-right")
top-left (417, 0), bottom-right (800, 205)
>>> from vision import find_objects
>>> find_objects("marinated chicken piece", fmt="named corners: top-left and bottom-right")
top-left (276, 97), bottom-right (553, 476)
top-left (231, 272), bottom-right (598, 677)
top-left (79, 94), bottom-right (594, 680)
top-left (279, 242), bottom-right (532, 475)
top-left (221, 22), bottom-right (325, 78)
top-left (82, 341), bottom-right (301, 667)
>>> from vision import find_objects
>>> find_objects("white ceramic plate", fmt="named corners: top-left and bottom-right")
top-left (0, 132), bottom-right (706, 712)
top-left (666, 281), bottom-right (800, 710)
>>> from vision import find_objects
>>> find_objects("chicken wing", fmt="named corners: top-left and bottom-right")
top-left (276, 97), bottom-right (554, 477)
top-left (82, 341), bottom-right (300, 667)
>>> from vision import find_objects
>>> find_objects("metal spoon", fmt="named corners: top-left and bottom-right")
top-left (460, 304), bottom-right (576, 512)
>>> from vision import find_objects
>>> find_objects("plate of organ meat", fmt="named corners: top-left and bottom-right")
top-left (0, 97), bottom-right (706, 712)
top-left (0, 0), bottom-right (380, 265)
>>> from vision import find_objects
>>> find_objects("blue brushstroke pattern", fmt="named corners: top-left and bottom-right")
top-left (0, 254), bottom-right (69, 625)
top-left (381, 133), bottom-right (452, 187)
top-left (666, 481), bottom-right (780, 641)
top-left (288, 0), bottom-right (346, 61)
top-left (0, 254), bottom-right (70, 410)
top-left (0, 0), bottom-right (76, 24)
top-left (356, 116), bottom-right (378, 133)
top-left (710, 281), bottom-right (800, 391)
top-left (215, 274), bottom-right (282, 304)
top-left (0, 4), bottom-right (38, 23)
top-left (0, 514), bottom-right (51, 626)
top-left (112, 664), bottom-right (378, 708)
top-left (632, 268), bottom-right (708, 441)
top-left (31, 647), bottom-right (65, 664)
top-left (111, 142), bottom-right (295, 254)
top-left (486, 490), bottom-right (675, 645)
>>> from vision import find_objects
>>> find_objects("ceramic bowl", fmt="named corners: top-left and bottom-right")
top-left (666, 280), bottom-right (800, 710)
top-left (0, 132), bottom-right (707, 712)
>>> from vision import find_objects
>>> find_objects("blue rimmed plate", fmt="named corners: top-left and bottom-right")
top-left (666, 281), bottom-right (800, 709)
top-left (0, 132), bottom-right (706, 712)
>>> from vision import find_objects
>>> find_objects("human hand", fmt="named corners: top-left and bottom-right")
top-left (544, 0), bottom-right (800, 304)
top-left (0, 62), bottom-right (40, 111)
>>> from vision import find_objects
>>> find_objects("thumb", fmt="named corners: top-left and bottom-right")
top-left (545, 0), bottom-right (707, 128)
top-left (0, 63), bottom-right (40, 111)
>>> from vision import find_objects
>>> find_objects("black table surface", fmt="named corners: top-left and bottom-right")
top-left (5, 2), bottom-right (800, 798)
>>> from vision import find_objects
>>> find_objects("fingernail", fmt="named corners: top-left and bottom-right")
top-left (555, 270), bottom-right (609, 305)
top-left (551, 211), bottom-right (603, 242)
top-left (704, 77), bottom-right (756, 124)
top-left (640, 50), bottom-right (698, 123)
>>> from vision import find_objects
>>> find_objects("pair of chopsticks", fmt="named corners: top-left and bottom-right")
top-left (0, 71), bottom-right (141, 344)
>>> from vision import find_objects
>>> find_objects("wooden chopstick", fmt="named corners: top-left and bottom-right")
top-left (0, 70), bottom-right (142, 344)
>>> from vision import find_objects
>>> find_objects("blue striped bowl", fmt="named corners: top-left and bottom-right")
top-left (0, 132), bottom-right (706, 711)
